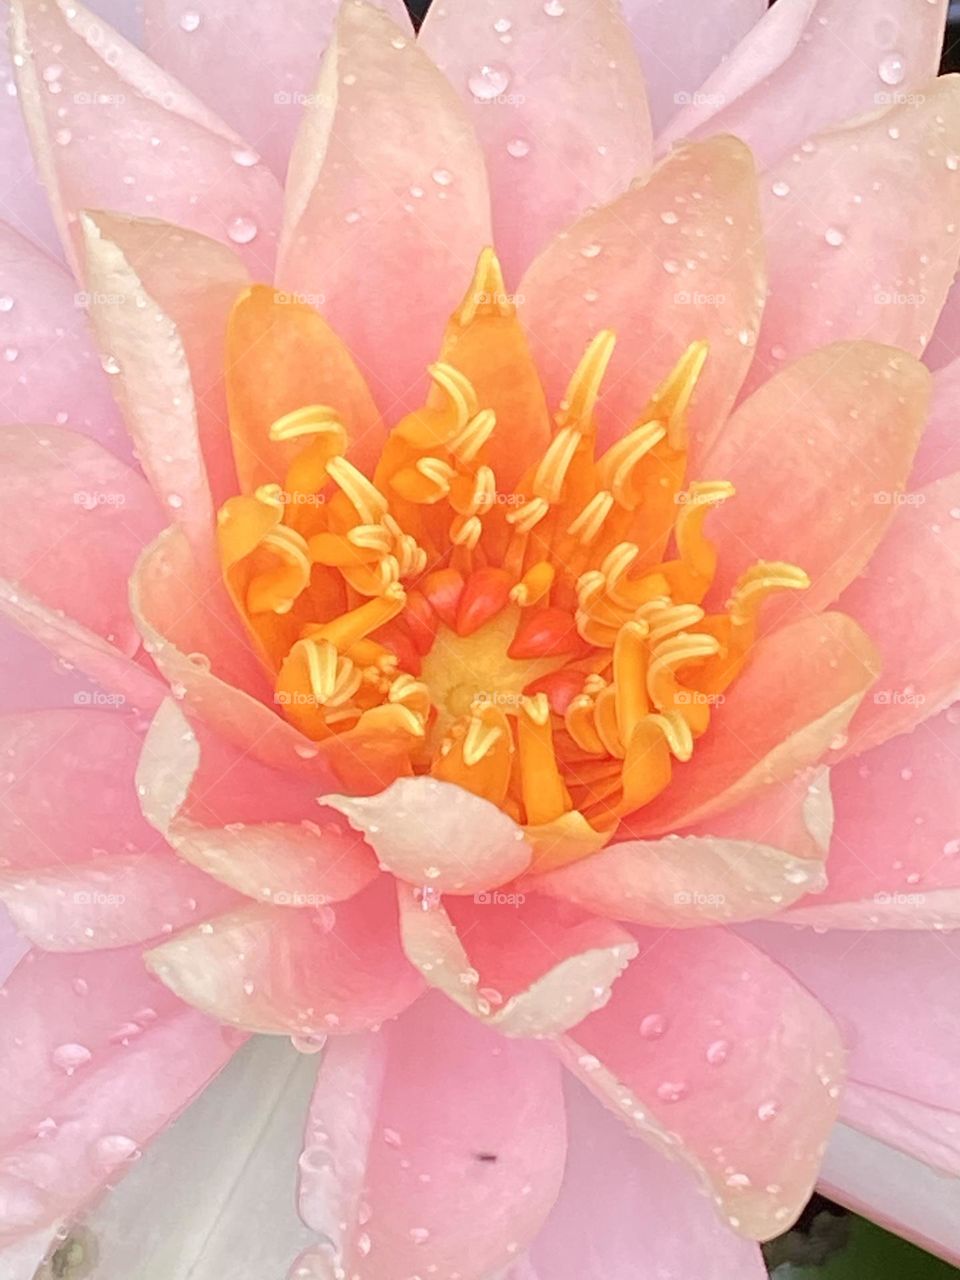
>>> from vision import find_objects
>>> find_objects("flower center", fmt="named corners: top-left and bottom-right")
top-left (217, 250), bottom-right (808, 867)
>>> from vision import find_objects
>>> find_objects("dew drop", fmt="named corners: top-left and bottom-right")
top-left (771, 179), bottom-right (791, 198)
top-left (3, 346), bottom-right (17, 363)
top-left (506, 137), bottom-right (530, 159)
top-left (54, 127), bottom-right (72, 146)
top-left (757, 1099), bottom-right (780, 1122)
top-left (656, 1080), bottom-right (687, 1103)
top-left (409, 1227), bottom-right (430, 1245)
top-left (52, 1042), bottom-right (92, 1074)
top-left (231, 146), bottom-right (260, 168)
top-left (639, 1012), bottom-right (666, 1040)
top-left (493, 17), bottom-right (512, 33)
top-left (705, 1038), bottom-right (730, 1066)
top-left (580, 242), bottom-right (602, 259)
top-left (467, 63), bottom-right (510, 102)
top-left (94, 1134), bottom-right (140, 1165)
top-left (824, 226), bottom-right (846, 248)
top-left (543, 0), bottom-right (565, 14)
top-left (947, 154), bottom-right (960, 173)
top-left (226, 216), bottom-right (258, 245)
top-left (0, 295), bottom-right (13, 312)
top-left (878, 53), bottom-right (906, 86)
top-left (179, 9), bottom-right (201, 31)
top-left (432, 168), bottom-right (453, 187)
top-left (659, 210), bottom-right (679, 225)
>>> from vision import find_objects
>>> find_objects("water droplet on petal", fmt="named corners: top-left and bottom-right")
top-left (467, 63), bottom-right (510, 102)
top-left (409, 1227), bottom-right (430, 1245)
top-left (52, 1042), bottom-right (92, 1074)
top-left (493, 17), bottom-right (512, 33)
top-left (543, 0), bottom-right (565, 14)
top-left (226, 216), bottom-right (258, 245)
top-left (0, 295), bottom-right (13, 312)
top-left (179, 9), bottom-right (201, 31)
top-left (659, 210), bottom-right (679, 225)
top-left (656, 1080), bottom-right (687, 1103)
top-left (94, 1134), bottom-right (140, 1165)
top-left (506, 137), bottom-right (530, 159)
top-left (771, 179), bottom-right (790, 198)
top-left (705, 1038), bottom-right (730, 1066)
top-left (231, 146), bottom-right (260, 168)
top-left (639, 1013), bottom-right (666, 1040)
top-left (432, 168), bottom-right (453, 187)
top-left (878, 52), bottom-right (906, 86)
top-left (824, 226), bottom-right (846, 248)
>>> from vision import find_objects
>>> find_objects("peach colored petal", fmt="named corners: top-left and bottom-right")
top-left (0, 425), bottom-right (163, 654)
top-left (626, 612), bottom-right (880, 836)
top-left (225, 284), bottom-right (383, 491)
top-left (398, 887), bottom-right (637, 1036)
top-left (420, 0), bottom-right (651, 284)
top-left (518, 136), bottom-right (765, 464)
top-left (79, 214), bottom-right (217, 565)
top-left (0, 221), bottom-right (126, 454)
top-left (557, 926), bottom-right (844, 1241)
top-left (0, 578), bottom-right (164, 714)
top-left (144, 878), bottom-right (424, 1036)
top-left (138, 699), bottom-right (375, 905)
top-left (295, 993), bottom-right (566, 1280)
top-left (660, 0), bottom-right (948, 169)
top-left (145, 0), bottom-right (411, 179)
top-left (131, 525), bottom-right (321, 769)
top-left (0, 853), bottom-right (238, 952)
top-left (0, 945), bottom-right (242, 1239)
top-left (746, 79), bottom-right (960, 392)
top-left (837, 471), bottom-right (960, 755)
top-left (530, 1077), bottom-right (767, 1280)
top-left (278, 1), bottom-right (491, 414)
top-left (0, 2), bottom-right (59, 256)
top-left (325, 777), bottom-right (532, 894)
top-left (910, 357), bottom-right (960, 486)
top-left (81, 211), bottom-right (250, 507)
top-left (704, 343), bottom-right (930, 619)
top-left (782, 706), bottom-right (960, 928)
top-left (10, 0), bottom-right (282, 276)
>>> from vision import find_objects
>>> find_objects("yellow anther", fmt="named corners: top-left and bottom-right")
top-left (558, 330), bottom-right (616, 432)
top-left (567, 490), bottom-right (614, 546)
top-left (245, 525), bottom-right (312, 616)
top-left (326, 456), bottom-right (389, 525)
top-left (597, 421), bottom-right (667, 510)
top-left (729, 561), bottom-right (810, 626)
top-left (646, 604), bottom-right (705, 647)
top-left (647, 340), bottom-right (709, 450)
top-left (646, 711), bottom-right (694, 761)
top-left (268, 404), bottom-right (344, 443)
top-left (428, 362), bottom-right (479, 431)
top-left (457, 247), bottom-right (511, 327)
top-left (253, 482), bottom-right (285, 510)
top-left (462, 715), bottom-right (505, 768)
top-left (449, 409), bottom-right (497, 463)
top-left (506, 496), bottom-right (549, 535)
top-left (450, 513), bottom-right (483, 550)
top-left (510, 561), bottom-right (555, 607)
top-left (347, 524), bottom-right (393, 554)
top-left (565, 694), bottom-right (606, 755)
top-left (533, 426), bottom-right (582, 504)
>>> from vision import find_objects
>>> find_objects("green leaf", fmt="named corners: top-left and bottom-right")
top-left (771, 1216), bottom-right (960, 1279)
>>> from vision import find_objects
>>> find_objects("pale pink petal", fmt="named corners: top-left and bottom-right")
top-left (278, 2), bottom-right (491, 414)
top-left (660, 0), bottom-right (949, 170)
top-left (747, 79), bottom-right (960, 392)
top-left (398, 888), bottom-right (637, 1036)
top-left (10, 0), bottom-right (282, 276)
top-left (783, 706), bottom-right (960, 928)
top-left (0, 906), bottom-right (27, 983)
top-left (927, 277), bottom-right (960, 369)
top-left (621, 0), bottom-right (766, 133)
top-left (840, 1082), bottom-right (960, 1178)
top-left (518, 136), bottom-right (765, 464)
top-left (0, 852), bottom-right (238, 951)
top-left (145, 878), bottom-right (423, 1036)
top-left (704, 343), bottom-right (930, 618)
top-left (838, 470), bottom-right (960, 754)
top-left (138, 699), bottom-right (375, 905)
top-left (0, 425), bottom-right (163, 654)
top-left (419, 0), bottom-right (651, 284)
top-left (296, 993), bottom-right (566, 1280)
top-left (82, 211), bottom-right (250, 506)
top-left (145, 0), bottom-right (411, 180)
top-left (0, 578), bottom-right (164, 714)
top-left (529, 1077), bottom-right (766, 1280)
top-left (911, 358), bottom-right (960, 486)
top-left (624, 612), bottom-right (880, 836)
top-left (325, 777), bottom-right (532, 894)
top-left (0, 0), bottom-right (60, 256)
top-left (820, 1124), bottom-right (960, 1266)
top-left (741, 924), bottom-right (960, 1120)
top-left (0, 221), bottom-right (126, 454)
top-left (558, 926), bottom-right (844, 1240)
top-left (0, 945), bottom-right (242, 1239)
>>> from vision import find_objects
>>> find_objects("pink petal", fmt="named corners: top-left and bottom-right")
top-left (0, 853), bottom-right (238, 952)
top-left (704, 343), bottom-right (930, 618)
top-left (277, 2), bottom-right (491, 414)
top-left (82, 211), bottom-right (250, 506)
top-left (138, 699), bottom-right (375, 905)
top-left (0, 579), bottom-right (164, 715)
top-left (529, 1076), bottom-right (766, 1280)
top-left (622, 0), bottom-right (766, 133)
top-left (783, 706), bottom-right (960, 928)
top-left (419, 0), bottom-right (652, 284)
top-left (837, 470), bottom-right (960, 754)
top-left (910, 358), bottom-right (960, 487)
top-left (0, 907), bottom-right (27, 984)
top-left (10, 0), bottom-right (282, 276)
top-left (0, 221), bottom-right (126, 455)
top-left (0, 1), bottom-right (60, 256)
top-left (747, 79), bottom-right (960, 392)
top-left (558, 926), bottom-right (844, 1240)
top-left (820, 1124), bottom-right (960, 1266)
top-left (840, 1082), bottom-right (960, 1178)
top-left (741, 924), bottom-right (960, 1118)
top-left (625, 612), bottom-right (880, 836)
top-left (518, 136), bottom-right (765, 465)
top-left (130, 525), bottom-right (318, 769)
top-left (398, 888), bottom-right (637, 1036)
top-left (145, 877), bottom-right (424, 1036)
top-left (660, 0), bottom-right (948, 170)
top-left (0, 425), bottom-right (163, 655)
top-left (0, 945), bottom-right (242, 1239)
top-left (296, 993), bottom-right (566, 1280)
top-left (325, 777), bottom-right (532, 895)
top-left (145, 0), bottom-right (411, 180)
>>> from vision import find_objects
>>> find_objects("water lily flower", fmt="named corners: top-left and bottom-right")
top-left (2, 0), bottom-right (960, 1276)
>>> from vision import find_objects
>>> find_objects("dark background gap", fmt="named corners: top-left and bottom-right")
top-left (402, 0), bottom-right (960, 71)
